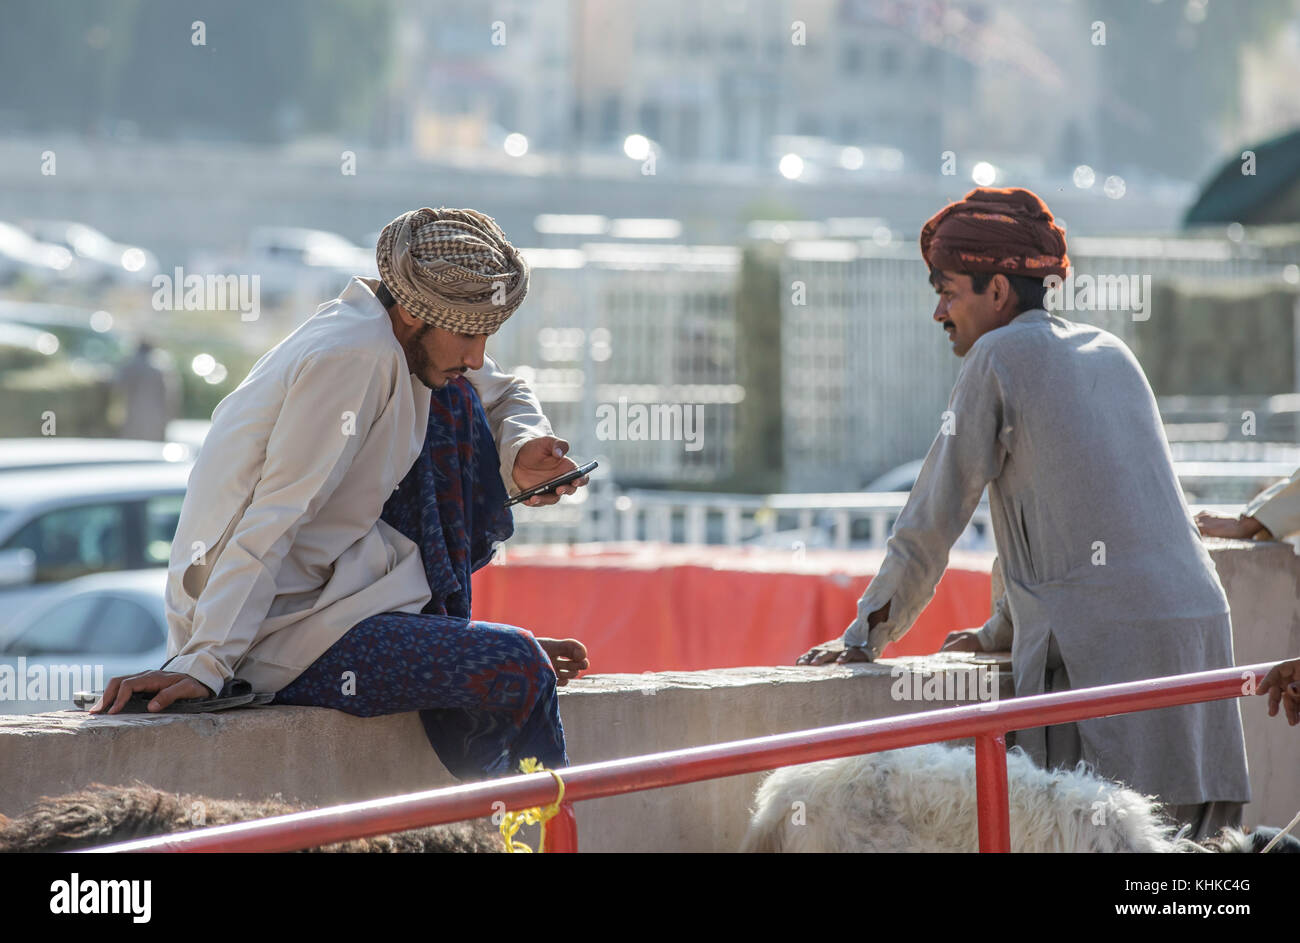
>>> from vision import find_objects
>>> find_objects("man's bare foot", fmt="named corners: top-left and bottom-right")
top-left (536, 638), bottom-right (589, 685)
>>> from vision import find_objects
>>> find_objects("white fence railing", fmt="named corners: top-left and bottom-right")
top-left (509, 482), bottom-right (993, 551)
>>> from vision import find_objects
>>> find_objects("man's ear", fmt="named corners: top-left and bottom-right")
top-left (991, 273), bottom-right (1016, 315)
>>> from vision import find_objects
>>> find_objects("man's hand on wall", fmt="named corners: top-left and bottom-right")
top-left (1258, 658), bottom-right (1300, 726)
top-left (797, 640), bottom-right (872, 665)
top-left (941, 630), bottom-right (984, 653)
top-left (1194, 511), bottom-right (1269, 540)
top-left (89, 670), bottom-right (214, 714)
top-left (797, 603), bottom-right (891, 665)
top-left (512, 436), bottom-right (590, 506)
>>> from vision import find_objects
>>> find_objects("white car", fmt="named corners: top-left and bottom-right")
top-left (190, 226), bottom-right (373, 309)
top-left (0, 569), bottom-right (168, 715)
top-left (0, 462), bottom-right (191, 625)
top-left (0, 438), bottom-right (193, 474)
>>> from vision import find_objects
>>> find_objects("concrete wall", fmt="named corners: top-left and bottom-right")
top-left (0, 657), bottom-right (1012, 853)
top-left (1206, 539), bottom-right (1300, 828)
top-left (1, 541), bottom-right (1296, 851)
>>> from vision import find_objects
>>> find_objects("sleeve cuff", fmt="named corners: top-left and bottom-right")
top-left (973, 623), bottom-right (1000, 652)
top-left (1248, 503), bottom-right (1289, 540)
top-left (162, 652), bottom-right (226, 698)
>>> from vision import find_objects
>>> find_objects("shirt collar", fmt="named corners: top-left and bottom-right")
top-left (341, 275), bottom-right (385, 316)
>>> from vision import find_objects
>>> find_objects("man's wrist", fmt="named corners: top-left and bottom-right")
top-left (1240, 514), bottom-right (1268, 538)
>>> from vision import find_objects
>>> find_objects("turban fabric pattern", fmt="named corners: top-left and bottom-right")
top-left (920, 187), bottom-right (1070, 281)
top-left (376, 207), bottom-right (530, 335)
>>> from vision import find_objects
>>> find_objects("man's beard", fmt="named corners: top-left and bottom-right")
top-left (408, 323), bottom-right (439, 390)
top-left (407, 323), bottom-right (466, 390)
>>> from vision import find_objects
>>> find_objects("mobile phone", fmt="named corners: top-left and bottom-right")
top-left (505, 460), bottom-right (598, 508)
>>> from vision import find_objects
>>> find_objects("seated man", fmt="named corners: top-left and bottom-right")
top-left (93, 207), bottom-right (589, 781)
top-left (797, 187), bottom-right (1251, 840)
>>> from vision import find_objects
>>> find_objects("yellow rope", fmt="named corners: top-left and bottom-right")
top-left (499, 757), bottom-right (566, 853)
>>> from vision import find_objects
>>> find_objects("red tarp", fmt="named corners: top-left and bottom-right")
top-left (471, 543), bottom-right (996, 673)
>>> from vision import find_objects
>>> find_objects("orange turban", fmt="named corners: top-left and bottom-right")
top-left (920, 187), bottom-right (1069, 280)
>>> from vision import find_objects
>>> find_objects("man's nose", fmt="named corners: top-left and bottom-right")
top-left (462, 335), bottom-right (487, 370)
top-left (932, 300), bottom-right (946, 322)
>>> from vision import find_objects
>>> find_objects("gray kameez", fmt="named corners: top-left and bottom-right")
top-left (844, 310), bottom-right (1251, 806)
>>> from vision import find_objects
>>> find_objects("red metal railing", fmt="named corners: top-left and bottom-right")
top-left (81, 661), bottom-right (1276, 853)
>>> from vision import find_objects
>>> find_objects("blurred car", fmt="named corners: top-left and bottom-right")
top-left (189, 226), bottom-right (373, 308)
top-left (0, 221), bottom-right (75, 287)
top-left (862, 460), bottom-right (927, 493)
top-left (0, 321), bottom-right (61, 372)
top-left (0, 438), bottom-right (193, 474)
top-left (0, 301), bottom-right (132, 368)
top-left (249, 226), bottom-right (372, 272)
top-left (19, 220), bottom-right (159, 288)
top-left (0, 569), bottom-right (167, 714)
top-left (0, 462), bottom-right (191, 625)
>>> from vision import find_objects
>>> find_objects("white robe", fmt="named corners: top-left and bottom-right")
top-left (844, 310), bottom-right (1251, 805)
top-left (164, 276), bottom-right (552, 696)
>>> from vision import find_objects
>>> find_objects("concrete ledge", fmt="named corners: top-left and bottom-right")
top-left (1204, 539), bottom-right (1300, 829)
top-left (2, 540), bottom-right (1296, 852)
top-left (0, 655), bottom-right (1011, 853)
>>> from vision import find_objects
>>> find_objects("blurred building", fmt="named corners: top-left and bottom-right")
top-left (395, 0), bottom-right (1100, 178)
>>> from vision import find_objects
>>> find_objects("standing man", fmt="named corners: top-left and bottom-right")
top-left (798, 187), bottom-right (1251, 838)
top-left (94, 207), bottom-right (589, 780)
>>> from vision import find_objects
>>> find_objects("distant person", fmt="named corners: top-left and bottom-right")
top-left (114, 339), bottom-right (180, 441)
top-left (795, 187), bottom-right (1251, 840)
top-left (1196, 471), bottom-right (1300, 540)
top-left (94, 207), bottom-right (590, 780)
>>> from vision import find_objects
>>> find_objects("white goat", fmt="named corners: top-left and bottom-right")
top-left (741, 742), bottom-right (1194, 853)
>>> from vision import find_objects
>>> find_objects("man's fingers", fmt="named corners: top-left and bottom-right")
top-left (1258, 665), bottom-right (1282, 695)
top-left (148, 680), bottom-right (193, 712)
top-left (90, 676), bottom-right (124, 713)
top-left (107, 678), bottom-right (146, 715)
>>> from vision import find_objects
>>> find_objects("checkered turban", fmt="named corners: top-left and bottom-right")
top-left (375, 207), bottom-right (530, 335)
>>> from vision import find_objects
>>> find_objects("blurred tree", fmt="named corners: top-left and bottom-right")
top-left (0, 0), bottom-right (394, 143)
